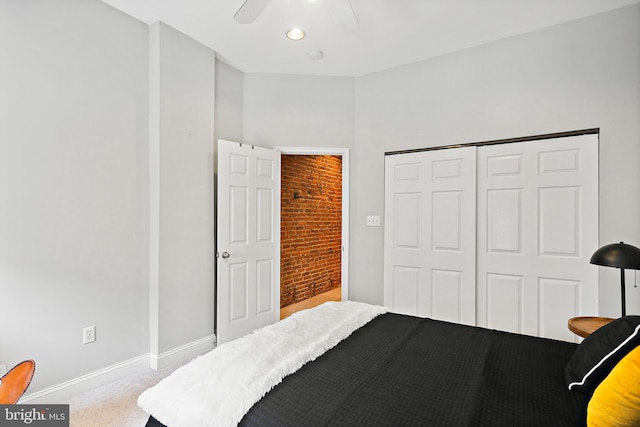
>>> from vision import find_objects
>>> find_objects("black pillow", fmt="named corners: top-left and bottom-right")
top-left (565, 316), bottom-right (640, 394)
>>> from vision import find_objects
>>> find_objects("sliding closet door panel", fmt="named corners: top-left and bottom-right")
top-left (486, 189), bottom-right (522, 253)
top-left (539, 187), bottom-right (580, 256)
top-left (486, 273), bottom-right (523, 334)
top-left (394, 193), bottom-right (421, 248)
top-left (426, 148), bottom-right (476, 325)
top-left (431, 269), bottom-right (463, 322)
top-left (392, 266), bottom-right (421, 315)
top-left (539, 277), bottom-right (580, 342)
top-left (477, 134), bottom-right (598, 341)
top-left (385, 133), bottom-right (597, 341)
top-left (384, 147), bottom-right (476, 324)
top-left (384, 159), bottom-right (426, 316)
top-left (432, 191), bottom-right (463, 250)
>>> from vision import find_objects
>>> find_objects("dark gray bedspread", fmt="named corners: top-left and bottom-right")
top-left (147, 313), bottom-right (588, 426)
top-left (239, 313), bottom-right (587, 426)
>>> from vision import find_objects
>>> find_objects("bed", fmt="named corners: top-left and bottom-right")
top-left (139, 301), bottom-right (640, 427)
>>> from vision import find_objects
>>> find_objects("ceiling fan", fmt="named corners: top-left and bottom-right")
top-left (234, 0), bottom-right (359, 32)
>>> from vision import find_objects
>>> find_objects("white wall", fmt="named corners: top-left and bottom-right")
top-left (0, 0), bottom-right (149, 391)
top-left (215, 60), bottom-right (244, 144)
top-left (150, 22), bottom-right (216, 357)
top-left (0, 1), bottom-right (217, 397)
top-left (242, 74), bottom-right (356, 150)
top-left (353, 4), bottom-right (640, 316)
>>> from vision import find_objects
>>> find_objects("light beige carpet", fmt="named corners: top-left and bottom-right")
top-left (69, 363), bottom-right (181, 427)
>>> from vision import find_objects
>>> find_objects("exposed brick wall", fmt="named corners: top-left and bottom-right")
top-left (281, 155), bottom-right (342, 307)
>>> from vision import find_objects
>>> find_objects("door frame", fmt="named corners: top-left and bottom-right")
top-left (275, 146), bottom-right (350, 302)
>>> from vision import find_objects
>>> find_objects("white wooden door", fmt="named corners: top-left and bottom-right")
top-left (384, 147), bottom-right (477, 325)
top-left (217, 140), bottom-right (280, 344)
top-left (476, 134), bottom-right (598, 342)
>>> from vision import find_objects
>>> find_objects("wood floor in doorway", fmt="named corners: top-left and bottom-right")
top-left (280, 287), bottom-right (342, 320)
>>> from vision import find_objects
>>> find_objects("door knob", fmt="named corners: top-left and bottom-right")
top-left (221, 251), bottom-right (230, 259)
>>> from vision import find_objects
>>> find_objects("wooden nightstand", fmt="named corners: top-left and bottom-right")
top-left (568, 316), bottom-right (615, 338)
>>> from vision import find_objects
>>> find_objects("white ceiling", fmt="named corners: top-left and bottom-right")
top-left (101, 0), bottom-right (640, 77)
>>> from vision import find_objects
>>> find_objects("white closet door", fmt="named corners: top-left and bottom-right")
top-left (384, 147), bottom-right (476, 325)
top-left (476, 134), bottom-right (598, 342)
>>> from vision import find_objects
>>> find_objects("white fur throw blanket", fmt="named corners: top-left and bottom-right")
top-left (138, 301), bottom-right (388, 427)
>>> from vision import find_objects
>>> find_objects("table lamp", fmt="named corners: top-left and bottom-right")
top-left (590, 242), bottom-right (640, 316)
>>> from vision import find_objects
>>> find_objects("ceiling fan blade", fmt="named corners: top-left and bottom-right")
top-left (234, 0), bottom-right (272, 24)
top-left (324, 0), bottom-right (359, 33)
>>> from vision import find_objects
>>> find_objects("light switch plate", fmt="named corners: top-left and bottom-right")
top-left (366, 215), bottom-right (381, 227)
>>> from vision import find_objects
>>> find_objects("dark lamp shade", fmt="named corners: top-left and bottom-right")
top-left (590, 242), bottom-right (640, 270)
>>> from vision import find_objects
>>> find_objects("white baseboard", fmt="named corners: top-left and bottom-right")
top-left (21, 334), bottom-right (217, 404)
top-left (150, 334), bottom-right (216, 370)
top-left (21, 354), bottom-right (150, 404)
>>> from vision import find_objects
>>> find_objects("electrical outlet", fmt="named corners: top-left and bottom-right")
top-left (83, 326), bottom-right (96, 344)
top-left (366, 215), bottom-right (381, 227)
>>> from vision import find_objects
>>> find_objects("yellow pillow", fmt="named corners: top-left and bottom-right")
top-left (588, 345), bottom-right (640, 426)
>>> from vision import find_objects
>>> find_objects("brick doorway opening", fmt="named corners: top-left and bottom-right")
top-left (280, 154), bottom-right (342, 318)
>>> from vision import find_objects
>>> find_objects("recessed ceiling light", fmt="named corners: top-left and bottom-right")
top-left (286, 28), bottom-right (305, 41)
